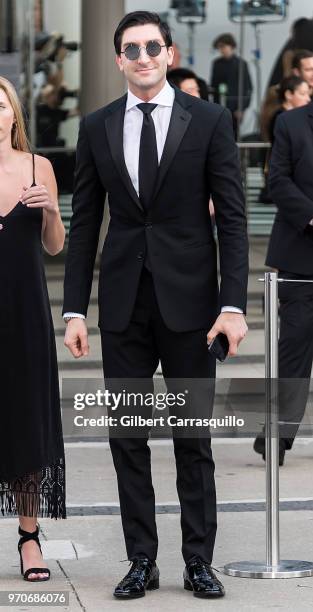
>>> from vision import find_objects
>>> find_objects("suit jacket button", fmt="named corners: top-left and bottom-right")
top-left (137, 252), bottom-right (143, 260)
top-left (145, 222), bottom-right (153, 228)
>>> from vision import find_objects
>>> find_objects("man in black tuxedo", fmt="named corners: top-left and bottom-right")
top-left (254, 101), bottom-right (313, 465)
top-left (63, 11), bottom-right (248, 600)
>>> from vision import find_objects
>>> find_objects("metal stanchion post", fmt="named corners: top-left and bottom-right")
top-left (265, 271), bottom-right (279, 569)
top-left (224, 272), bottom-right (313, 578)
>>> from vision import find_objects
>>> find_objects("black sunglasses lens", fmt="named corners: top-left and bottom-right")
top-left (146, 41), bottom-right (162, 57)
top-left (124, 41), bottom-right (163, 60)
top-left (125, 45), bottom-right (140, 60)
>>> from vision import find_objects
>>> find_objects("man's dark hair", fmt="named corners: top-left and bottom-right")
top-left (292, 18), bottom-right (313, 51)
top-left (114, 11), bottom-right (172, 55)
top-left (213, 33), bottom-right (236, 50)
top-left (278, 75), bottom-right (306, 103)
top-left (292, 17), bottom-right (310, 35)
top-left (167, 67), bottom-right (198, 88)
top-left (292, 49), bottom-right (313, 71)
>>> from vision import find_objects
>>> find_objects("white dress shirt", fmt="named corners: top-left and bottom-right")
top-left (64, 81), bottom-right (242, 320)
top-left (123, 80), bottom-right (174, 195)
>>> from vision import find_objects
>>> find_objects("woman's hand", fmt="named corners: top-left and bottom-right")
top-left (20, 184), bottom-right (58, 214)
top-left (21, 155), bottom-right (65, 255)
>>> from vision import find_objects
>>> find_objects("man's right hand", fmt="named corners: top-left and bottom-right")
top-left (64, 318), bottom-right (89, 358)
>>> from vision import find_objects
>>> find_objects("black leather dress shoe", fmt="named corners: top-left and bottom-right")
top-left (114, 557), bottom-right (159, 599)
top-left (253, 436), bottom-right (286, 466)
top-left (184, 558), bottom-right (225, 598)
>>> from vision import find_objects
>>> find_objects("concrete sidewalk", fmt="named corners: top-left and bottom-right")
top-left (1, 439), bottom-right (313, 611)
top-left (1, 512), bottom-right (313, 612)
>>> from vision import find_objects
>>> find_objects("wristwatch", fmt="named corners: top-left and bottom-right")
top-left (64, 316), bottom-right (76, 324)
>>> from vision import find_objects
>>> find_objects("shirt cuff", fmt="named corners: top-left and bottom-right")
top-left (221, 306), bottom-right (243, 314)
top-left (63, 312), bottom-right (86, 320)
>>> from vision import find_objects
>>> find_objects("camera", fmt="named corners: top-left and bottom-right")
top-left (229, 0), bottom-right (288, 20)
top-left (171, 0), bottom-right (206, 23)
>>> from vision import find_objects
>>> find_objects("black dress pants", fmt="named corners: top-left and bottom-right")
top-left (276, 271), bottom-right (313, 448)
top-left (100, 267), bottom-right (217, 564)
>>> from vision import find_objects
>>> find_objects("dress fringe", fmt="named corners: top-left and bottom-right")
top-left (0, 458), bottom-right (66, 519)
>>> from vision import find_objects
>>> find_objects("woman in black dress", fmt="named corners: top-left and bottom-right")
top-left (0, 77), bottom-right (66, 581)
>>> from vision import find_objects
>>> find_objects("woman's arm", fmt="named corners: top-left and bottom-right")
top-left (40, 157), bottom-right (65, 255)
top-left (21, 155), bottom-right (65, 256)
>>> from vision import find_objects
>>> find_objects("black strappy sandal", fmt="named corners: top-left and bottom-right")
top-left (18, 525), bottom-right (51, 582)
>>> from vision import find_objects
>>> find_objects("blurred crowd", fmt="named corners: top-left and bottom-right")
top-left (168, 32), bottom-right (253, 139)
top-left (25, 0), bottom-right (80, 148)
top-left (20, 7), bottom-right (313, 200)
top-left (168, 17), bottom-right (313, 137)
top-left (34, 33), bottom-right (80, 148)
top-left (167, 16), bottom-right (313, 205)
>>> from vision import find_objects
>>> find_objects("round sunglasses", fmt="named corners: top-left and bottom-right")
top-left (121, 40), bottom-right (167, 61)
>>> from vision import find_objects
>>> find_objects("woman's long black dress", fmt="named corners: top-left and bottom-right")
top-left (0, 154), bottom-right (66, 519)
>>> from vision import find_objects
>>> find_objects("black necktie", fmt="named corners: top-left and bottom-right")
top-left (137, 103), bottom-right (158, 210)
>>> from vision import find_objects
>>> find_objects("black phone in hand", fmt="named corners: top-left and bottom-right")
top-left (208, 333), bottom-right (229, 362)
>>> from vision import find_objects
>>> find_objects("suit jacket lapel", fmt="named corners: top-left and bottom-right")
top-left (104, 88), bottom-right (192, 212)
top-left (153, 94), bottom-right (192, 202)
top-left (104, 97), bottom-right (144, 213)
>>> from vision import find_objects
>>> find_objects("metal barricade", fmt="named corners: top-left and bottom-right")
top-left (224, 272), bottom-right (313, 578)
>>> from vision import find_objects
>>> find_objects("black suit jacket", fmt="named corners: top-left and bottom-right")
top-left (63, 86), bottom-right (248, 332)
top-left (266, 103), bottom-right (313, 274)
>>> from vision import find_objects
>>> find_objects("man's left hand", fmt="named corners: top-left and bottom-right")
top-left (207, 312), bottom-right (248, 357)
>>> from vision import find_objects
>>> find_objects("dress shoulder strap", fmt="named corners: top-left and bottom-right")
top-left (31, 152), bottom-right (36, 186)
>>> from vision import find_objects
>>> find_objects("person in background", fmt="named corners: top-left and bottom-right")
top-left (36, 83), bottom-right (79, 147)
top-left (260, 76), bottom-right (310, 203)
top-left (269, 76), bottom-right (310, 143)
top-left (167, 67), bottom-right (208, 100)
top-left (254, 87), bottom-right (313, 466)
top-left (171, 42), bottom-right (181, 69)
top-left (267, 18), bottom-right (313, 88)
top-left (211, 33), bottom-right (252, 138)
top-left (261, 50), bottom-right (313, 141)
top-left (291, 49), bottom-right (313, 96)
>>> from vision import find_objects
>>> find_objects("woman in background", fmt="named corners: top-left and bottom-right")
top-left (269, 75), bottom-right (311, 143)
top-left (0, 76), bottom-right (66, 581)
top-left (260, 75), bottom-right (310, 203)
